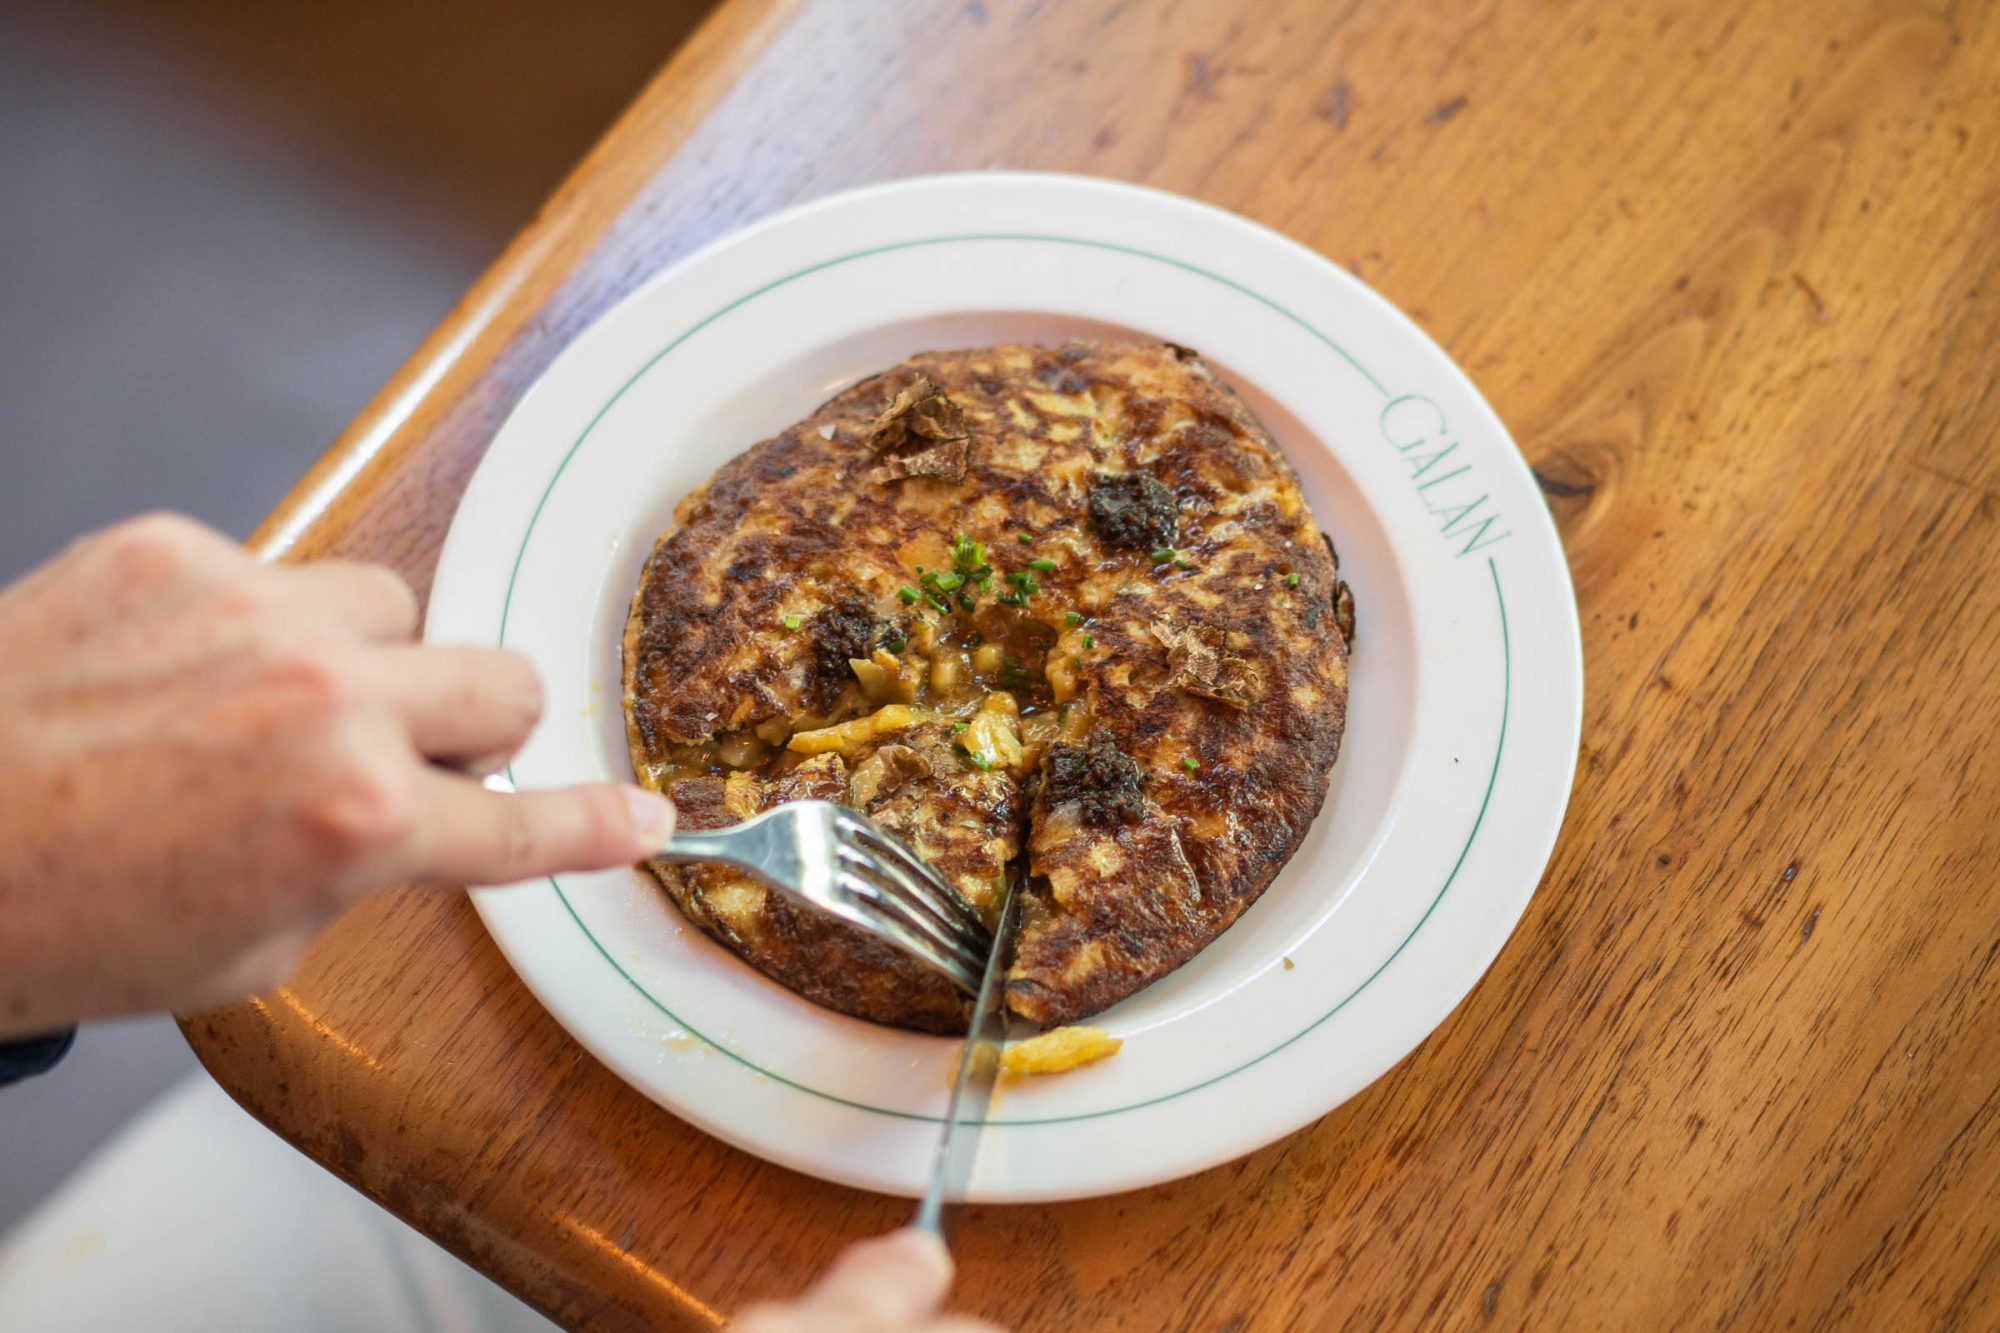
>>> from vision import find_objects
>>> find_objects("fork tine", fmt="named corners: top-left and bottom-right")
top-left (834, 814), bottom-right (991, 946)
top-left (661, 800), bottom-right (994, 993)
top-left (836, 868), bottom-right (984, 980)
top-left (838, 875), bottom-right (983, 992)
top-left (837, 858), bottom-right (988, 979)
top-left (835, 840), bottom-right (989, 963)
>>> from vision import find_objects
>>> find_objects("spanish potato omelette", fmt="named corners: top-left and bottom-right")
top-left (623, 341), bottom-right (1352, 1034)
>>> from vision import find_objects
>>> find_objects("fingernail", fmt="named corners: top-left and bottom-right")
top-left (463, 751), bottom-right (512, 778)
top-left (621, 786), bottom-right (675, 855)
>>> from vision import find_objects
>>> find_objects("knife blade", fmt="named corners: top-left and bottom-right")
top-left (913, 875), bottom-right (1022, 1237)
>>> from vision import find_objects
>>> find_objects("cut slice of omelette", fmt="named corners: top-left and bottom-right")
top-left (623, 342), bottom-right (1351, 1033)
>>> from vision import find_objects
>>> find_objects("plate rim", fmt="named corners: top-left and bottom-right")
top-left (437, 169), bottom-right (1583, 1196)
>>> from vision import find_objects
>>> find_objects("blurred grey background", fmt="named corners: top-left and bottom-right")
top-left (0, 0), bottom-right (710, 1232)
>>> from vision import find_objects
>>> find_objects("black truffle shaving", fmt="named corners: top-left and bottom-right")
top-left (808, 594), bottom-right (884, 703)
top-left (1087, 471), bottom-right (1179, 551)
top-left (1042, 731), bottom-right (1145, 826)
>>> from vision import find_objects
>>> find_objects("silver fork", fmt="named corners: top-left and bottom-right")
top-left (482, 775), bottom-right (991, 993)
top-left (657, 801), bottom-right (993, 993)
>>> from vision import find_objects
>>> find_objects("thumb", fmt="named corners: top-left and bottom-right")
top-left (801, 1229), bottom-right (954, 1324)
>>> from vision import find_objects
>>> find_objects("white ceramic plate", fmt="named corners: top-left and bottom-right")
top-left (427, 172), bottom-right (1582, 1203)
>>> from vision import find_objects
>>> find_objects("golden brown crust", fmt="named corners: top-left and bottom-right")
top-left (623, 342), bottom-right (1350, 1031)
top-left (652, 755), bottom-right (978, 1034)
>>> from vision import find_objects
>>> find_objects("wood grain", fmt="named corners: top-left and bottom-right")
top-left (182, 0), bottom-right (2000, 1328)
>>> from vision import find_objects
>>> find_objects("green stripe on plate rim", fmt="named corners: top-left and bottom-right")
top-left (495, 232), bottom-right (1509, 1126)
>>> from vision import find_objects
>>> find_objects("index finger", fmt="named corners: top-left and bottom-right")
top-left (283, 560), bottom-right (421, 642)
top-left (410, 769), bottom-right (674, 886)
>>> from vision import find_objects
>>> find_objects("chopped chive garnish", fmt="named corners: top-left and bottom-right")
top-left (1173, 556), bottom-right (1196, 570)
top-left (1029, 558), bottom-right (1056, 572)
top-left (1057, 701), bottom-right (1071, 722)
top-left (1064, 611), bottom-right (1084, 628)
top-left (1150, 547), bottom-right (1175, 563)
top-left (1072, 655), bottom-right (1083, 667)
top-left (1286, 572), bottom-right (1300, 588)
top-left (950, 535), bottom-right (986, 572)
top-left (935, 571), bottom-right (964, 593)
top-left (957, 591), bottom-right (975, 612)
top-left (1016, 532), bottom-right (1034, 543)
top-left (1083, 634), bottom-right (1095, 649)
top-left (885, 636), bottom-right (908, 654)
top-left (953, 742), bottom-right (993, 771)
top-left (898, 585), bottom-right (919, 604)
top-left (952, 721), bottom-right (970, 733)
top-left (926, 592), bottom-right (950, 613)
top-left (783, 614), bottom-right (801, 629)
top-left (1183, 757), bottom-right (1200, 771)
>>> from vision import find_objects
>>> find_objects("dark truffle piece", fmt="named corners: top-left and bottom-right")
top-left (1042, 731), bottom-right (1145, 826)
top-left (807, 594), bottom-right (883, 704)
top-left (1087, 471), bottom-right (1179, 551)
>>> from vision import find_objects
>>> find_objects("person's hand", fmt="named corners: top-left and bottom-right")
top-left (730, 1230), bottom-right (1004, 1332)
top-left (0, 513), bottom-right (675, 1036)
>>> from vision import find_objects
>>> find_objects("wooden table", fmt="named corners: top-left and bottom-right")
top-left (183, 0), bottom-right (2000, 1327)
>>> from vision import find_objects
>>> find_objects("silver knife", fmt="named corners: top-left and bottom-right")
top-left (913, 876), bottom-right (1022, 1236)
